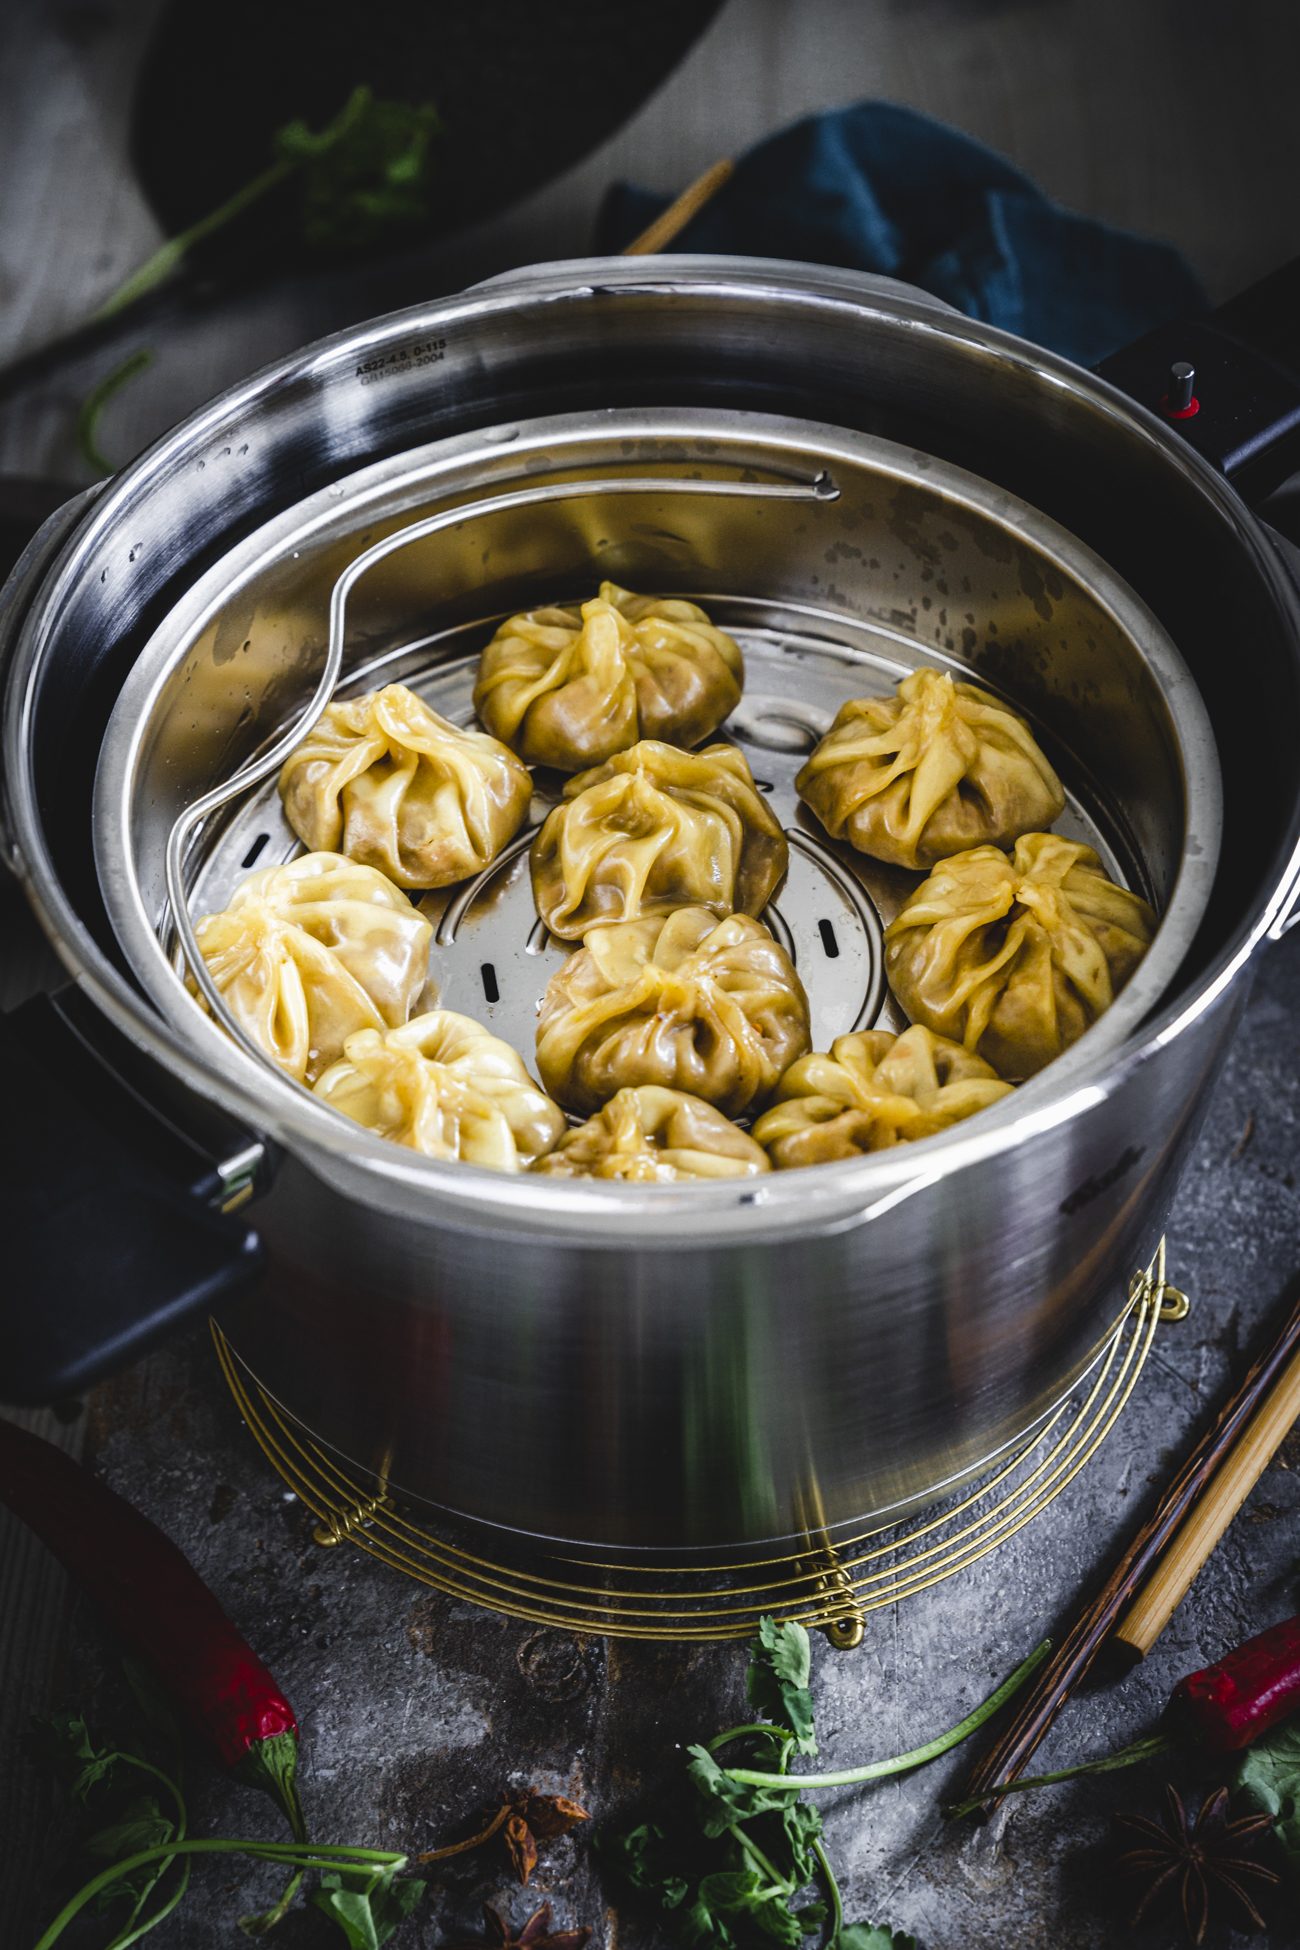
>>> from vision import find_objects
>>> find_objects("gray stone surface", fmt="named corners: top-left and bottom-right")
top-left (4, 3), bottom-right (1300, 1944)
top-left (4, 925), bottom-right (1298, 1950)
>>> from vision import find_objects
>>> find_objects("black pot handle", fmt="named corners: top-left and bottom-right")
top-left (1097, 257), bottom-right (1300, 506)
top-left (0, 985), bottom-right (268, 1404)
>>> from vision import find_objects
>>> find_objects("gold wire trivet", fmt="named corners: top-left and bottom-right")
top-left (213, 1241), bottom-right (1185, 1645)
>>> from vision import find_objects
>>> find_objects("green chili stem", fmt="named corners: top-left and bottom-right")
top-left (945, 1730), bottom-right (1172, 1821)
top-left (722, 1640), bottom-right (1052, 1791)
top-left (240, 1865), bottom-right (306, 1937)
top-left (33, 1840), bottom-right (407, 1950)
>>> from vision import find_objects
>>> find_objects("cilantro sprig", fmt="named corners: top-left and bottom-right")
top-left (32, 1667), bottom-right (423, 1948)
top-left (74, 85), bottom-right (441, 474)
top-left (605, 1616), bottom-right (1049, 1950)
top-left (96, 86), bottom-right (441, 323)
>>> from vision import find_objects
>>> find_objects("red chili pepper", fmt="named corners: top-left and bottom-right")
top-left (951, 1608), bottom-right (1300, 1816)
top-left (0, 1417), bottom-right (305, 1838)
top-left (1167, 1612), bottom-right (1300, 1754)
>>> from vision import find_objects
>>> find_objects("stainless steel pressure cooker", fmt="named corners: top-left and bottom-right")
top-left (3, 257), bottom-right (1299, 1556)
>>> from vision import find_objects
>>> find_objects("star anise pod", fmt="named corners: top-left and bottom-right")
top-left (1114, 1783), bottom-right (1280, 1944)
top-left (446, 1899), bottom-right (591, 1950)
top-left (501, 1790), bottom-right (591, 1883)
top-left (419, 1788), bottom-right (590, 1884)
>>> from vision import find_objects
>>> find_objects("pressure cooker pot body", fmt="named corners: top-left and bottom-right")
top-left (2, 259), bottom-right (1298, 1554)
top-left (232, 978), bottom-right (1244, 1552)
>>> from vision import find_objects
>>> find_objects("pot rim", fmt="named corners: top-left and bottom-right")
top-left (5, 257), bottom-right (1300, 1243)
top-left (92, 404), bottom-right (1220, 1218)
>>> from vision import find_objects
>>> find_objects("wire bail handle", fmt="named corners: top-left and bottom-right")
top-left (163, 467), bottom-right (840, 1069)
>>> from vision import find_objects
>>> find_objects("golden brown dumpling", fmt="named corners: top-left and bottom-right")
top-left (884, 832), bottom-right (1157, 1078)
top-left (313, 1010), bottom-right (566, 1169)
top-left (472, 581), bottom-right (744, 771)
top-left (533, 1085), bottom-right (770, 1182)
top-left (536, 906), bottom-right (811, 1117)
top-left (530, 739), bottom-right (787, 941)
top-left (194, 852), bottom-right (432, 1083)
top-left (277, 682), bottom-right (531, 890)
top-left (752, 1025), bottom-right (1013, 1169)
top-left (796, 667), bottom-right (1065, 869)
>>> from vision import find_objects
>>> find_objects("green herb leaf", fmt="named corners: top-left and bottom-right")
top-left (310, 1866), bottom-right (425, 1949)
top-left (698, 1870), bottom-right (804, 1946)
top-left (835, 1924), bottom-right (921, 1950)
top-left (274, 86), bottom-right (441, 255)
top-left (747, 1619), bottom-right (817, 1757)
top-left (33, 1710), bottom-right (123, 1801)
top-left (37, 1709), bottom-right (98, 1762)
top-left (686, 1746), bottom-right (795, 1836)
top-left (601, 1822), bottom-right (691, 1908)
top-left (85, 1805), bottom-right (178, 1922)
top-left (72, 1751), bottom-right (127, 1802)
top-left (778, 1800), bottom-right (823, 1886)
top-left (682, 1894), bottom-right (736, 1946)
top-left (83, 1796), bottom-right (174, 1861)
top-left (1234, 1720), bottom-right (1300, 1879)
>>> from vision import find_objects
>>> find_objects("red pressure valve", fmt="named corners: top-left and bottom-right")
top-left (1162, 359), bottom-right (1200, 419)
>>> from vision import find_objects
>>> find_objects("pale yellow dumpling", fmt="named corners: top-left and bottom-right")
top-left (473, 582), bottom-right (743, 771)
top-left (537, 906), bottom-right (811, 1118)
top-left (193, 852), bottom-right (432, 1084)
top-left (797, 667), bottom-right (1065, 869)
top-left (533, 1085), bottom-right (770, 1182)
top-left (531, 739), bottom-right (787, 940)
top-left (313, 1010), bottom-right (566, 1170)
top-left (752, 1025), bottom-right (1013, 1169)
top-left (884, 832), bottom-right (1156, 1079)
top-left (278, 682), bottom-right (532, 890)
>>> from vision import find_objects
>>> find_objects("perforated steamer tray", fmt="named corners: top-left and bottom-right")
top-left (177, 607), bottom-right (1141, 1072)
top-left (94, 410), bottom-right (1222, 1197)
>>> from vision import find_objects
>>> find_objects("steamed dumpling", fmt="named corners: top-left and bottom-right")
top-left (537, 906), bottom-right (811, 1118)
top-left (531, 739), bottom-right (787, 941)
top-left (797, 667), bottom-right (1065, 870)
top-left (194, 852), bottom-right (432, 1083)
top-left (473, 582), bottom-right (744, 771)
top-left (752, 1025), bottom-right (1013, 1169)
top-left (278, 682), bottom-right (532, 890)
top-left (884, 832), bottom-right (1157, 1078)
top-left (313, 1010), bottom-right (566, 1169)
top-left (533, 1085), bottom-right (770, 1182)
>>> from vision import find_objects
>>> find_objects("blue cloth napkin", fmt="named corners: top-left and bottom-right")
top-left (597, 103), bottom-right (1204, 367)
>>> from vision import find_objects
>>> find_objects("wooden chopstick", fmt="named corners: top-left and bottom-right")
top-left (1114, 1334), bottom-right (1300, 1659)
top-left (621, 158), bottom-right (735, 256)
top-left (958, 1277), bottom-right (1300, 1818)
